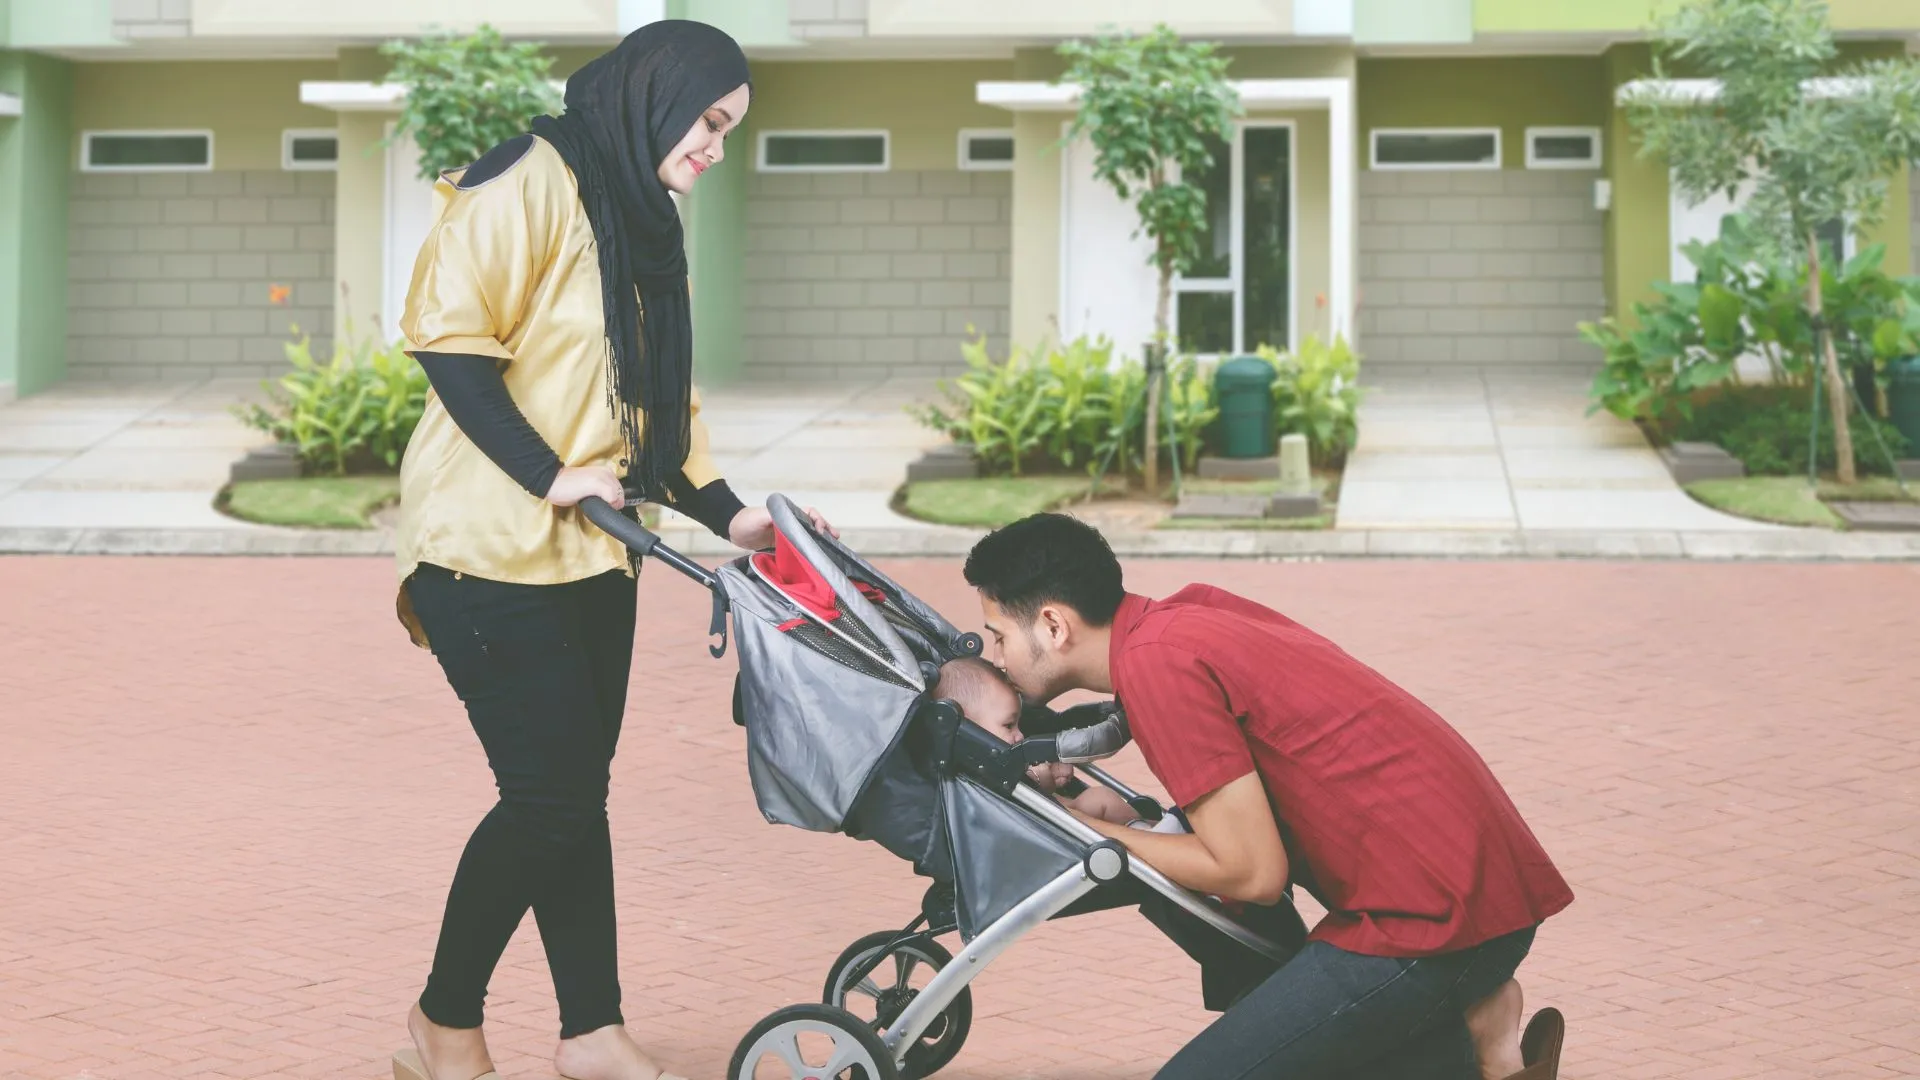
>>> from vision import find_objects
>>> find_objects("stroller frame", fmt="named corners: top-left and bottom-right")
top-left (583, 494), bottom-right (1297, 1078)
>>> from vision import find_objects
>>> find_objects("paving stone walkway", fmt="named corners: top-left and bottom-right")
top-left (3, 556), bottom-right (1916, 1079)
top-left (1337, 364), bottom-right (1780, 531)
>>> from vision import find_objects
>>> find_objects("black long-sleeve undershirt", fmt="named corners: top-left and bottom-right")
top-left (413, 351), bottom-right (746, 539)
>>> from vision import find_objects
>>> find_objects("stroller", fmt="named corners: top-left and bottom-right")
top-left (585, 493), bottom-right (1307, 1080)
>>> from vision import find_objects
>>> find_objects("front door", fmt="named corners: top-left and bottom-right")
top-left (383, 123), bottom-right (437, 344)
top-left (1060, 121), bottom-right (1295, 359)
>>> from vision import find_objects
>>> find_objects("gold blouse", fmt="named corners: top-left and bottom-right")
top-left (393, 136), bottom-right (725, 646)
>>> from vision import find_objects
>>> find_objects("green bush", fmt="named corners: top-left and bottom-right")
top-left (1256, 334), bottom-right (1363, 465)
top-left (236, 323), bottom-right (429, 476)
top-left (1669, 385), bottom-right (1909, 477)
top-left (381, 25), bottom-right (562, 182)
top-left (911, 333), bottom-right (1217, 479)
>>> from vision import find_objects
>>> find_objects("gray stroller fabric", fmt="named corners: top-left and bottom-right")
top-left (720, 558), bottom-right (924, 833)
top-left (943, 776), bottom-right (1085, 941)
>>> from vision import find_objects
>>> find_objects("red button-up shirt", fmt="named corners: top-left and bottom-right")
top-left (1109, 586), bottom-right (1573, 958)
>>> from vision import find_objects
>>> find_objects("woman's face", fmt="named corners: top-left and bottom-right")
top-left (657, 83), bottom-right (750, 195)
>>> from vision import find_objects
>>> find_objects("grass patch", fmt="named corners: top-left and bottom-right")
top-left (898, 476), bottom-right (1125, 528)
top-left (1155, 471), bottom-right (1341, 531)
top-left (1683, 476), bottom-right (1913, 529)
top-left (220, 476), bottom-right (400, 530)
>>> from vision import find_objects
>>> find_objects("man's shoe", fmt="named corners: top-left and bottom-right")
top-left (1501, 1007), bottom-right (1565, 1080)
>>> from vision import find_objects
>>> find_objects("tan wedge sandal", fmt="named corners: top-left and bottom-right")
top-left (1500, 1007), bottom-right (1565, 1080)
top-left (391, 1047), bottom-right (501, 1080)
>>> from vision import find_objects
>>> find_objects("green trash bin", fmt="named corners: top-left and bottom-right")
top-left (1213, 355), bottom-right (1278, 459)
top-left (1889, 356), bottom-right (1920, 456)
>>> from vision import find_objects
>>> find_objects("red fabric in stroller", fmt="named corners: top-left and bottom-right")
top-left (752, 530), bottom-right (888, 629)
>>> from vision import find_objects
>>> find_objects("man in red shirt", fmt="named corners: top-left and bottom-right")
top-left (964, 513), bottom-right (1573, 1080)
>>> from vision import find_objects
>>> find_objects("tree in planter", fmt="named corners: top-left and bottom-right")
top-left (1058, 25), bottom-right (1239, 494)
top-left (381, 24), bottom-right (562, 181)
top-left (1622, 0), bottom-right (1920, 484)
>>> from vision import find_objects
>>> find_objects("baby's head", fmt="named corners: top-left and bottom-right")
top-left (933, 657), bottom-right (1022, 742)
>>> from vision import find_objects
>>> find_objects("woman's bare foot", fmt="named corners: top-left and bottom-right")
top-left (1463, 979), bottom-right (1527, 1080)
top-left (555, 1023), bottom-right (682, 1080)
top-left (406, 1002), bottom-right (497, 1080)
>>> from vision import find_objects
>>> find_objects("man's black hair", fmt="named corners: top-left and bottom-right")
top-left (963, 513), bottom-right (1124, 626)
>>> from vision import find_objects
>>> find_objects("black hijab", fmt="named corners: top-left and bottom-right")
top-left (530, 20), bottom-right (751, 502)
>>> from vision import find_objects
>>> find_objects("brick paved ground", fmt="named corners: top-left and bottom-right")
top-left (2, 556), bottom-right (1916, 1080)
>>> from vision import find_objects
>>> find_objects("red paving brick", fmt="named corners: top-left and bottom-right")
top-left (2, 555), bottom-right (1918, 1080)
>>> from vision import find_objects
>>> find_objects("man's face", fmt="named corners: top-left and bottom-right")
top-left (978, 594), bottom-right (1070, 703)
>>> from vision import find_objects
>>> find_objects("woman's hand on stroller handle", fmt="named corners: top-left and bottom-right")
top-left (726, 503), bottom-right (837, 550)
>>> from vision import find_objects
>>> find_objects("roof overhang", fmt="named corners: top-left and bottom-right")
top-left (978, 77), bottom-right (1353, 112)
top-left (0, 93), bottom-right (22, 118)
top-left (300, 79), bottom-right (567, 112)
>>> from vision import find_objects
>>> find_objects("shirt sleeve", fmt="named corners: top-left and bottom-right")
top-left (1121, 642), bottom-right (1256, 807)
top-left (399, 159), bottom-right (560, 362)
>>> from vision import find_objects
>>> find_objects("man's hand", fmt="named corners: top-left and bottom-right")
top-left (1074, 772), bottom-right (1289, 904)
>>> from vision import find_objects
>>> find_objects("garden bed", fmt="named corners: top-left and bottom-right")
top-left (895, 469), bottom-right (1341, 531)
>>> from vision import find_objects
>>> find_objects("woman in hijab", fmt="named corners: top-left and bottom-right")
top-left (388, 21), bottom-right (830, 1080)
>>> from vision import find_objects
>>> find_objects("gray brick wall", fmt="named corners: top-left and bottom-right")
top-left (789, 0), bottom-right (868, 39)
top-left (743, 170), bottom-right (1010, 382)
top-left (68, 171), bottom-right (335, 382)
top-left (113, 0), bottom-right (192, 39)
top-left (1358, 170), bottom-right (1604, 366)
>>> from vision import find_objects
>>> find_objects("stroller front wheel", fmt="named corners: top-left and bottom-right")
top-left (729, 1002), bottom-right (899, 1080)
top-left (823, 930), bottom-right (971, 1079)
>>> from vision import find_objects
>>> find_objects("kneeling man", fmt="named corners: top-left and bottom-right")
top-left (964, 513), bottom-right (1572, 1080)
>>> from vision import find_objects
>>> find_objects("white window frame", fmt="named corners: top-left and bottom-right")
top-left (957, 127), bottom-right (1014, 171)
top-left (1368, 126), bottom-right (1501, 172)
top-left (1170, 119), bottom-right (1300, 359)
top-left (80, 129), bottom-right (214, 173)
top-left (282, 128), bottom-right (339, 171)
top-left (755, 129), bottom-right (891, 173)
top-left (1525, 126), bottom-right (1602, 170)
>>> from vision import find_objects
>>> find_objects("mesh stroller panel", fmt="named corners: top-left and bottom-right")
top-left (784, 621), bottom-right (915, 688)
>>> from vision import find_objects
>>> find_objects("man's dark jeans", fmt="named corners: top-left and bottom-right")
top-left (1154, 925), bottom-right (1536, 1080)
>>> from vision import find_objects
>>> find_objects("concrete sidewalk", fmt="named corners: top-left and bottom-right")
top-left (4, 373), bottom-right (1919, 561)
top-left (1337, 364), bottom-right (1781, 532)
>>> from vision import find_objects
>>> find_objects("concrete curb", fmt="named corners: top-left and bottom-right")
top-left (6, 523), bottom-right (1920, 561)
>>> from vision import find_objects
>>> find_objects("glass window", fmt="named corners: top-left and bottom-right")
top-left (1526, 128), bottom-right (1601, 170)
top-left (84, 132), bottom-right (212, 172)
top-left (759, 132), bottom-right (889, 172)
top-left (284, 130), bottom-right (338, 171)
top-left (1177, 291), bottom-right (1234, 355)
top-left (1371, 129), bottom-right (1499, 170)
top-left (959, 130), bottom-right (1013, 170)
top-left (1185, 133), bottom-right (1233, 280)
top-left (1242, 126), bottom-right (1292, 354)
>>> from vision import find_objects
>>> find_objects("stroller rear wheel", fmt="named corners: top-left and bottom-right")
top-left (729, 1003), bottom-right (899, 1080)
top-left (823, 930), bottom-right (971, 1079)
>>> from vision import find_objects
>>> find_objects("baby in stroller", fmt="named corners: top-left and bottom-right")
top-left (928, 656), bottom-right (1139, 827)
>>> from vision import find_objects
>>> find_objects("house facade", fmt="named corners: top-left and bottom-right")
top-left (3, 0), bottom-right (1919, 401)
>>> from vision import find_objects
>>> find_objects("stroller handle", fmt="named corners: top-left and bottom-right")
top-left (579, 495), bottom-right (719, 593)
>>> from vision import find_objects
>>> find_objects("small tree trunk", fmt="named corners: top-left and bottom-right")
top-left (1145, 263), bottom-right (1170, 494)
top-left (1807, 233), bottom-right (1857, 485)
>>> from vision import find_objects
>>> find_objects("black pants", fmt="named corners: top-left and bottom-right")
top-left (405, 563), bottom-right (638, 1038)
top-left (1154, 925), bottom-right (1534, 1080)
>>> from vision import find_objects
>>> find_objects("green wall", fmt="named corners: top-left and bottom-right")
top-left (6, 0), bottom-right (114, 49)
top-left (745, 59), bottom-right (1016, 171)
top-left (1356, 0), bottom-right (1471, 45)
top-left (0, 50), bottom-right (72, 395)
top-left (1476, 0), bottom-right (1920, 33)
top-left (71, 60), bottom-right (341, 171)
top-left (684, 144), bottom-right (747, 384)
top-left (1359, 56), bottom-right (1607, 169)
